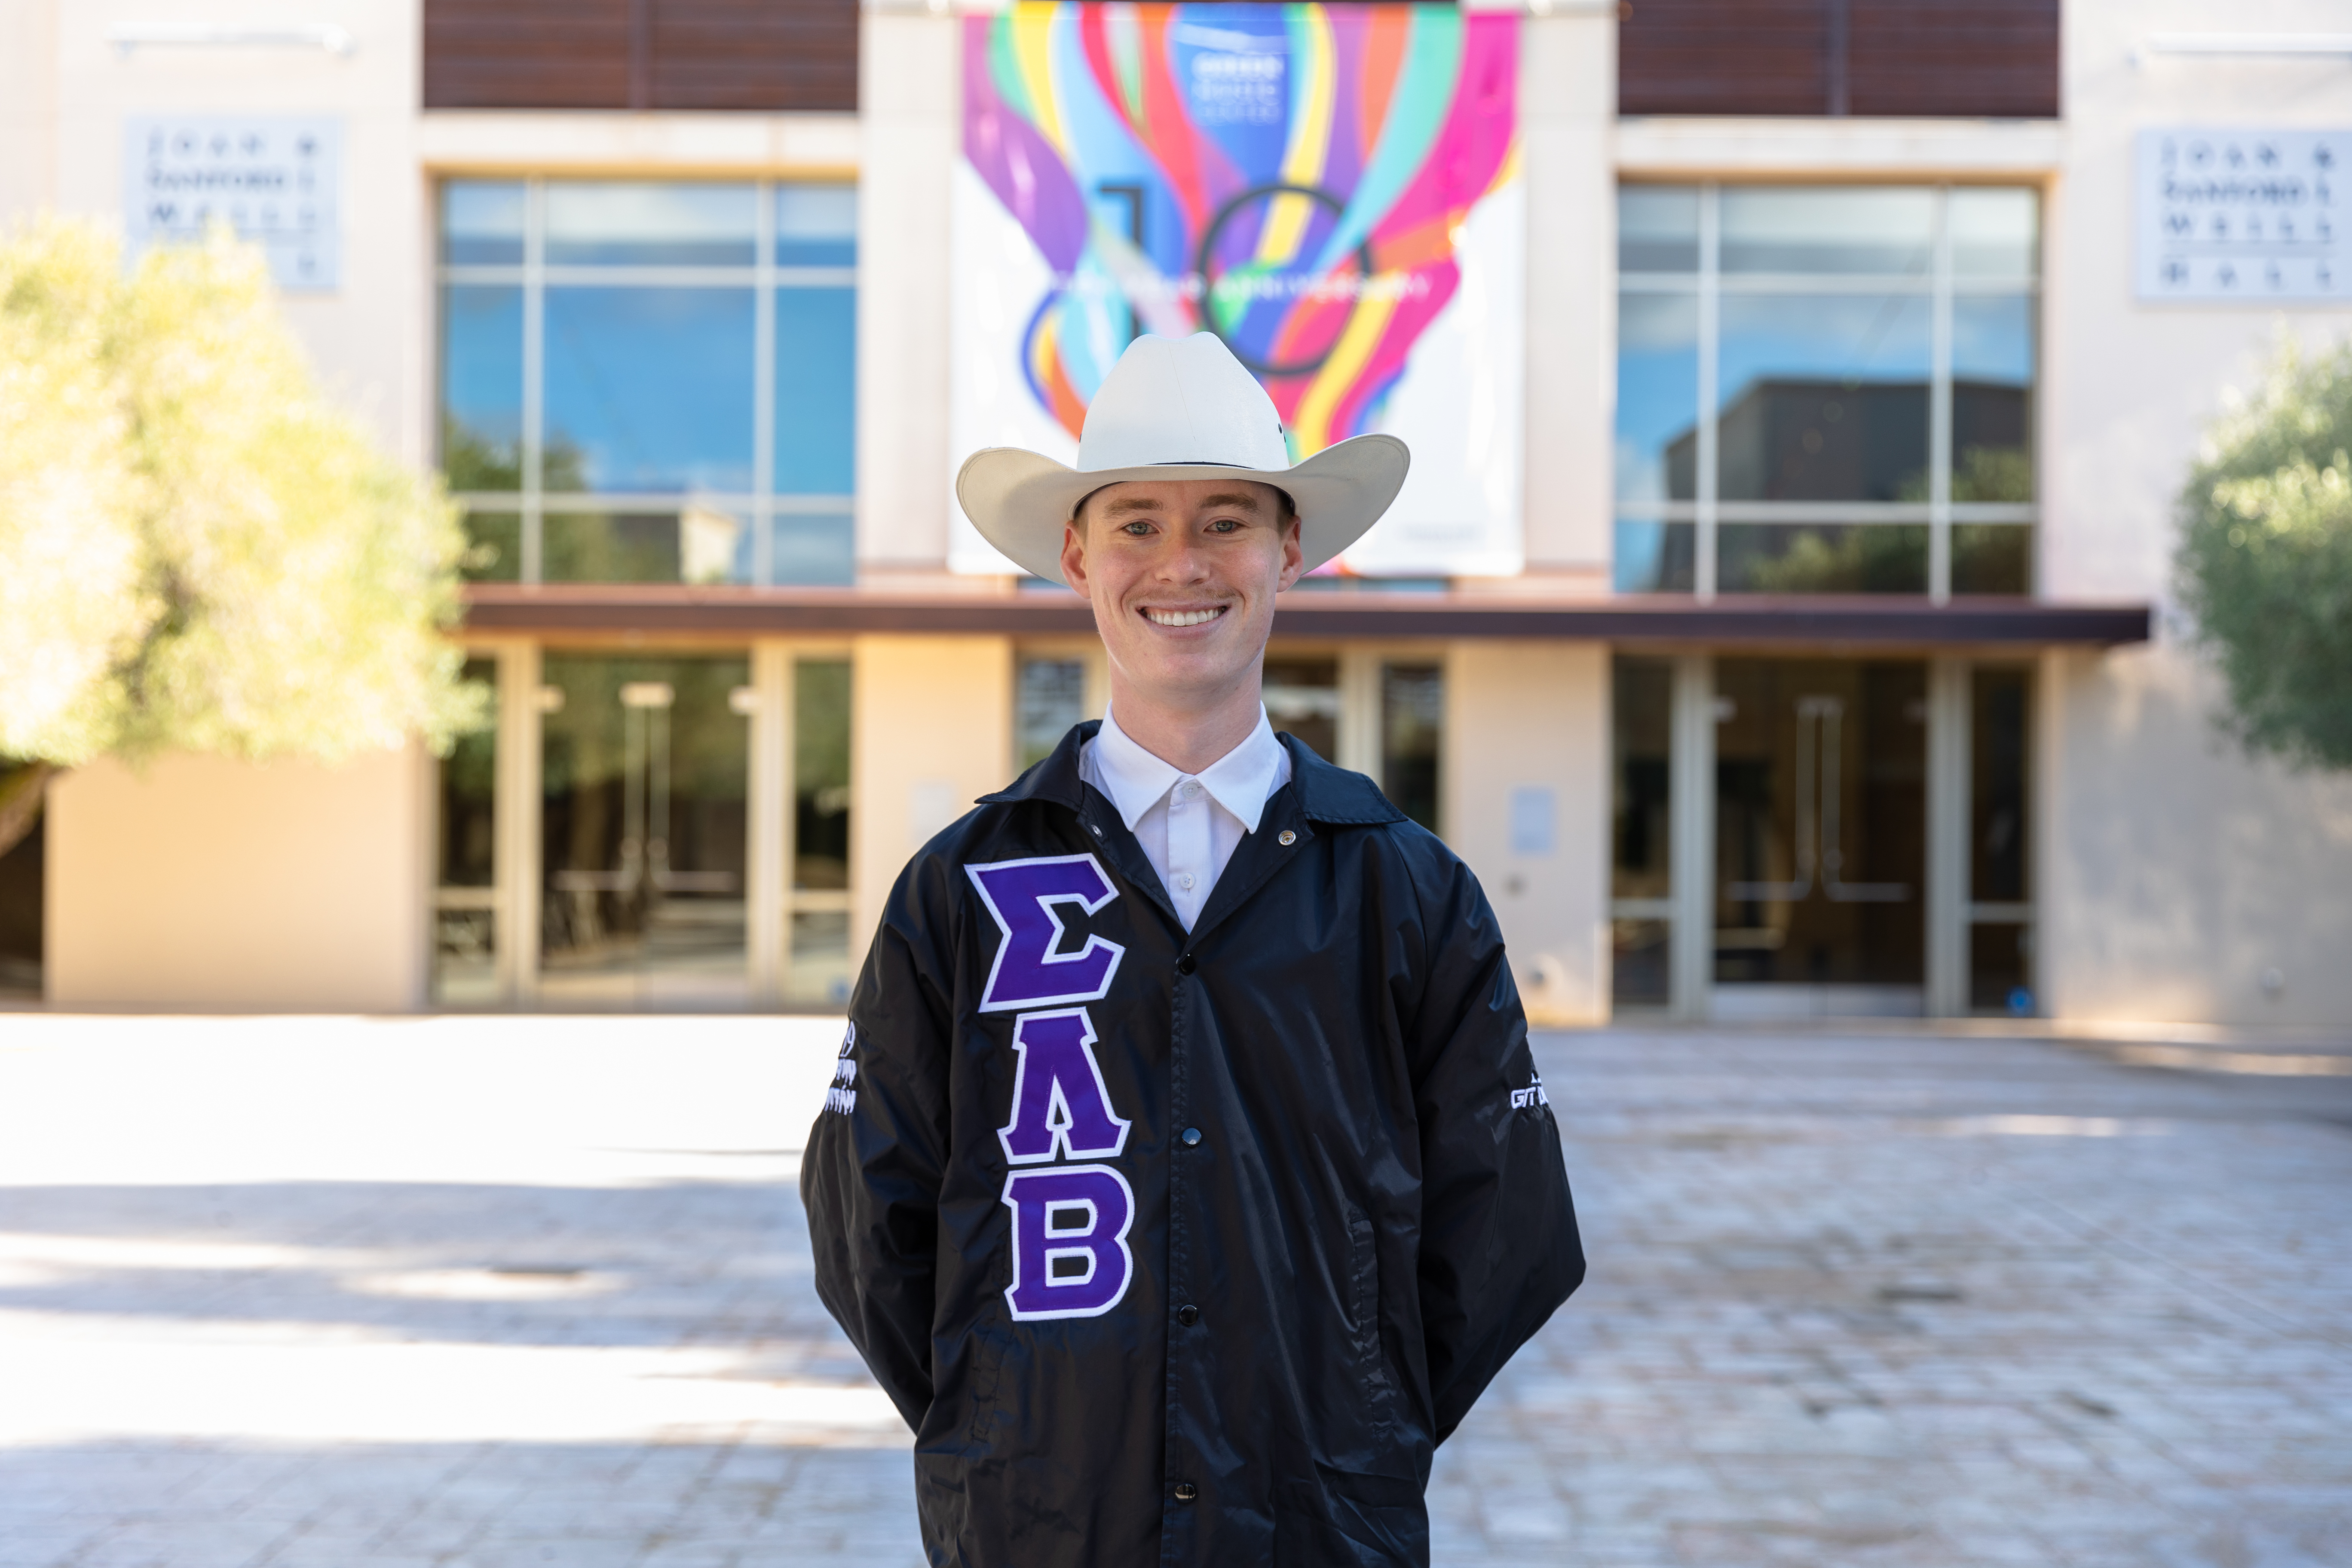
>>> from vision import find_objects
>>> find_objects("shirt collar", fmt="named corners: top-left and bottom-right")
top-left (1090, 705), bottom-right (1292, 835)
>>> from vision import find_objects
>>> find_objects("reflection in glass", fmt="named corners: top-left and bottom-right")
top-left (539, 654), bottom-right (751, 1008)
top-left (460, 512), bottom-right (522, 583)
top-left (1618, 186), bottom-right (1699, 273)
top-left (441, 181), bottom-right (524, 265)
top-left (1262, 658), bottom-right (1340, 760)
top-left (0, 763), bottom-right (42, 996)
top-left (1381, 664), bottom-right (1443, 833)
top-left (777, 185), bottom-right (859, 266)
top-left (1952, 525), bottom-right (2032, 596)
top-left (794, 661), bottom-right (852, 891)
top-left (545, 182), bottom-right (757, 266)
top-left (1970, 923), bottom-right (2033, 1014)
top-left (1616, 292), bottom-right (1699, 503)
top-left (439, 285), bottom-right (523, 491)
top-left (1716, 294), bottom-right (1931, 501)
top-left (1713, 659), bottom-right (1926, 994)
top-left (775, 287), bottom-right (857, 494)
top-left (1949, 188), bottom-right (2040, 277)
top-left (788, 909), bottom-right (853, 1007)
top-left (1720, 187), bottom-right (1933, 275)
top-left (1970, 667), bottom-right (2031, 904)
top-left (773, 513), bottom-right (856, 587)
top-left (1611, 657), bottom-right (1672, 901)
top-left (1952, 294), bottom-right (2036, 502)
top-left (1613, 919), bottom-right (1670, 1008)
top-left (1719, 524), bottom-right (1929, 595)
top-left (545, 288), bottom-right (756, 493)
top-left (543, 508), bottom-right (750, 585)
top-left (433, 657), bottom-right (500, 1006)
top-left (1017, 658), bottom-right (1089, 770)
top-left (1614, 520), bottom-right (1696, 593)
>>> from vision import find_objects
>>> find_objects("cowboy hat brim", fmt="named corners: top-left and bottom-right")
top-left (955, 432), bottom-right (1410, 587)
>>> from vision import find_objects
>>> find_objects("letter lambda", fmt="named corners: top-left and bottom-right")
top-left (1001, 1164), bottom-right (1136, 1320)
top-left (998, 1009), bottom-right (1131, 1164)
top-left (966, 854), bottom-right (1125, 1012)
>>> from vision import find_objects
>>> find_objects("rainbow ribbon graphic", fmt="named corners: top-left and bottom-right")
top-left (962, 2), bottom-right (1519, 456)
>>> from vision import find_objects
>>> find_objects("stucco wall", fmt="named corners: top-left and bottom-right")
top-left (47, 749), bottom-right (429, 1011)
top-left (2037, 0), bottom-right (2352, 1025)
top-left (1446, 642), bottom-right (1612, 1025)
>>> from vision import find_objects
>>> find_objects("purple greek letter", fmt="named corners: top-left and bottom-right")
top-left (998, 1009), bottom-right (1130, 1164)
top-left (967, 854), bottom-right (1125, 1012)
top-left (1001, 1164), bottom-right (1136, 1320)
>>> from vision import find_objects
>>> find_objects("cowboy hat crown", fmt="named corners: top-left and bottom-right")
top-left (956, 332), bottom-right (1410, 585)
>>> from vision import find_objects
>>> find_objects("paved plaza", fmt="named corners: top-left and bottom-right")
top-left (0, 1015), bottom-right (2346, 1567)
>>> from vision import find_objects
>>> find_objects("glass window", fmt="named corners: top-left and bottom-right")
top-left (1263, 658), bottom-right (1340, 761)
top-left (1615, 184), bottom-right (2040, 599)
top-left (432, 657), bottom-right (499, 1006)
top-left (545, 182), bottom-right (758, 267)
top-left (1017, 657), bottom-right (1089, 771)
top-left (1380, 664), bottom-right (1442, 833)
top-left (435, 178), bottom-right (857, 585)
top-left (1720, 187), bottom-right (1933, 276)
top-left (1611, 656), bottom-right (1674, 1009)
top-left (1717, 294), bottom-right (1932, 502)
top-left (794, 660), bottom-right (852, 892)
top-left (0, 763), bottom-right (45, 998)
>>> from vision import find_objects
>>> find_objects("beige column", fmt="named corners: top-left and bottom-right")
top-left (850, 636), bottom-right (1016, 964)
top-left (1444, 641), bottom-right (1611, 1025)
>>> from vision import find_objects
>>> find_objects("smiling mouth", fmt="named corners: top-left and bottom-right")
top-left (1143, 606), bottom-right (1229, 628)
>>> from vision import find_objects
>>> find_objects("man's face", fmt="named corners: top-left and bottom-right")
top-left (1060, 478), bottom-right (1304, 711)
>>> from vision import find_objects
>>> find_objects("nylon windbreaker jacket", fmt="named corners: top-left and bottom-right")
top-left (800, 722), bottom-right (1583, 1568)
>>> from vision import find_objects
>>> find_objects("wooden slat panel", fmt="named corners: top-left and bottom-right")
top-left (424, 0), bottom-right (634, 110)
top-left (651, 0), bottom-right (859, 112)
top-left (1618, 0), bottom-right (2060, 120)
top-left (1849, 0), bottom-right (2059, 119)
top-left (1619, 0), bottom-right (1831, 118)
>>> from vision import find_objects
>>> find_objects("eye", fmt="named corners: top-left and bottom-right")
top-left (1206, 518), bottom-right (1241, 534)
top-left (1118, 521), bottom-right (1155, 537)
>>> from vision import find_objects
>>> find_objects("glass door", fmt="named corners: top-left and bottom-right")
top-left (539, 652), bottom-right (752, 1008)
top-left (1713, 658), bottom-right (1927, 1017)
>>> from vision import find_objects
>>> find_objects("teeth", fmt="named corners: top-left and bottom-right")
top-left (1147, 607), bottom-right (1225, 627)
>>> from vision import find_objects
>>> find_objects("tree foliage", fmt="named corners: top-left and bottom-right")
top-left (2174, 334), bottom-right (2352, 773)
top-left (0, 218), bottom-right (481, 848)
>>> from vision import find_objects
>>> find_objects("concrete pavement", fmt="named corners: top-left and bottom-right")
top-left (0, 1016), bottom-right (2346, 1566)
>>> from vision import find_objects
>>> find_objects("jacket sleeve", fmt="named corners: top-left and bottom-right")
top-left (1401, 840), bottom-right (1585, 1445)
top-left (799, 852), bottom-right (956, 1433)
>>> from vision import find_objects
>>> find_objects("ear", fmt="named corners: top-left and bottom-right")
top-left (1060, 518), bottom-right (1091, 597)
top-left (1273, 514), bottom-right (1304, 593)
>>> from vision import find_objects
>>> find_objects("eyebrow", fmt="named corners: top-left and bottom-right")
top-left (1099, 491), bottom-right (1268, 518)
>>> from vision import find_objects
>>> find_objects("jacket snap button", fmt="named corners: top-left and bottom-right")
top-left (1179, 1127), bottom-right (1203, 1147)
top-left (1278, 829), bottom-right (1296, 846)
top-left (1176, 1304), bottom-right (1199, 1326)
top-left (1176, 953), bottom-right (1196, 975)
top-left (1173, 1482), bottom-right (1198, 1503)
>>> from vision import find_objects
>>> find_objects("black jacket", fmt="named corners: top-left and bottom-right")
top-left (801, 722), bottom-right (1582, 1567)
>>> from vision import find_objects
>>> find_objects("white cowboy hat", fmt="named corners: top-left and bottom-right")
top-left (955, 332), bottom-right (1409, 586)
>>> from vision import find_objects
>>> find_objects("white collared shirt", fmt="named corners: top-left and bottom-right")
top-left (1079, 705), bottom-right (1292, 932)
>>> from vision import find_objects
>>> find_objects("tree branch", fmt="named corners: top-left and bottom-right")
top-left (0, 761), bottom-right (59, 862)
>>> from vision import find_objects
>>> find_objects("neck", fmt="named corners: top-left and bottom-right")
top-left (1105, 668), bottom-right (1264, 775)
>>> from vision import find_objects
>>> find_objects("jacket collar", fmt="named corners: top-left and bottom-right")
top-left (980, 720), bottom-right (1406, 828)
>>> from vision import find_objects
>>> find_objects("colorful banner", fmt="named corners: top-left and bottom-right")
top-left (950, 3), bottom-right (1523, 577)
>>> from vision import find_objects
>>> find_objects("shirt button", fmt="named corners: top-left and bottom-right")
top-left (1180, 1127), bottom-right (1203, 1147)
top-left (1178, 873), bottom-right (1194, 891)
top-left (1180, 781), bottom-right (1200, 799)
top-left (1174, 1482), bottom-right (1198, 1503)
top-left (1176, 1304), bottom-right (1199, 1326)
top-left (1176, 953), bottom-right (1196, 975)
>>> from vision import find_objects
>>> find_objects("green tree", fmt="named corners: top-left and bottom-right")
top-left (0, 217), bottom-right (481, 858)
top-left (2174, 334), bottom-right (2352, 772)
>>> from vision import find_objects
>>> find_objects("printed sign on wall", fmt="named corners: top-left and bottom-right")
top-left (124, 117), bottom-right (343, 292)
top-left (952, 3), bottom-right (1524, 577)
top-left (2136, 128), bottom-right (2346, 303)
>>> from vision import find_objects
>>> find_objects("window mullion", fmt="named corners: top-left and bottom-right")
top-left (754, 183), bottom-right (778, 587)
top-left (521, 177), bottom-right (546, 586)
top-left (1695, 182), bottom-right (1720, 603)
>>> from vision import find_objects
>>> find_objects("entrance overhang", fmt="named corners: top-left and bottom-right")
top-left (462, 585), bottom-right (2150, 648)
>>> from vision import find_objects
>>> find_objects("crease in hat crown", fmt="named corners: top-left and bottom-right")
top-left (954, 330), bottom-right (1411, 586)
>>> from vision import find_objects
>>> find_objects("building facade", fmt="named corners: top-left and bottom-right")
top-left (2, 0), bottom-right (2348, 1026)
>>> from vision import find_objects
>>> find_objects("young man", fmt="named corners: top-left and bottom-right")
top-left (802, 334), bottom-right (1582, 1567)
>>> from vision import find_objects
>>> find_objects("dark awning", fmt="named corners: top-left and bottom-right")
top-left (460, 585), bottom-right (2150, 648)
